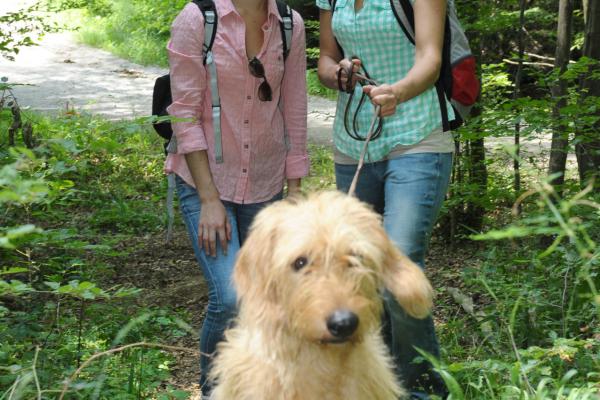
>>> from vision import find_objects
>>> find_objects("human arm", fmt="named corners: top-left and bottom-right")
top-left (363, 0), bottom-right (447, 117)
top-left (185, 151), bottom-right (232, 257)
top-left (281, 11), bottom-right (310, 196)
top-left (167, 4), bottom-right (231, 256)
top-left (316, 7), bottom-right (361, 92)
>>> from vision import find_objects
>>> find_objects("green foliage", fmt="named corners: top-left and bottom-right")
top-left (434, 179), bottom-right (599, 398)
top-left (303, 143), bottom-right (336, 192)
top-left (0, 2), bottom-right (57, 60)
top-left (2, 1), bottom-right (599, 398)
top-left (0, 102), bottom-right (192, 398)
top-left (307, 69), bottom-right (337, 100)
top-left (54, 0), bottom-right (187, 66)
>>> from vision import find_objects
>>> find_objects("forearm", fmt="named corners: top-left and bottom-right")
top-left (318, 54), bottom-right (342, 90)
top-left (392, 0), bottom-right (446, 103)
top-left (317, 9), bottom-right (343, 90)
top-left (184, 150), bottom-right (220, 202)
top-left (391, 53), bottom-right (441, 103)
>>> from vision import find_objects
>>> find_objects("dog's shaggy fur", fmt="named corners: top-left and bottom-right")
top-left (210, 191), bottom-right (433, 400)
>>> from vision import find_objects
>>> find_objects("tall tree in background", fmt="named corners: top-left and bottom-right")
top-left (548, 0), bottom-right (574, 193)
top-left (576, 0), bottom-right (600, 190)
top-left (512, 0), bottom-right (527, 214)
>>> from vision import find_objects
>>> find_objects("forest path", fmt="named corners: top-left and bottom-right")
top-left (0, 31), bottom-right (566, 166)
top-left (0, 32), bottom-right (336, 146)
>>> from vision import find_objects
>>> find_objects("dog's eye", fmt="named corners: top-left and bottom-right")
top-left (292, 256), bottom-right (309, 271)
top-left (348, 252), bottom-right (364, 267)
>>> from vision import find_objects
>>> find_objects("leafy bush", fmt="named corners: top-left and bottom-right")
top-left (0, 101), bottom-right (192, 398)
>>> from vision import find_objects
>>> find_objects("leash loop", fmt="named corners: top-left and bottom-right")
top-left (340, 58), bottom-right (384, 142)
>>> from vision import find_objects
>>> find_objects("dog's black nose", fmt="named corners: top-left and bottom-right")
top-left (326, 310), bottom-right (359, 339)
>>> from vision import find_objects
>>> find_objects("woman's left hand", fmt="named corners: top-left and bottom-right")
top-left (286, 178), bottom-right (302, 199)
top-left (363, 84), bottom-right (400, 117)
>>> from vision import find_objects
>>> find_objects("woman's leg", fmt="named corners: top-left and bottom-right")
top-left (335, 162), bottom-right (385, 213)
top-left (382, 152), bottom-right (453, 395)
top-left (235, 191), bottom-right (283, 245)
top-left (175, 176), bottom-right (239, 396)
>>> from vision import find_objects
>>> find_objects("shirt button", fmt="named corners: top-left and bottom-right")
top-left (247, 95), bottom-right (251, 100)
top-left (244, 144), bottom-right (249, 149)
top-left (244, 120), bottom-right (249, 124)
top-left (242, 168), bottom-right (247, 173)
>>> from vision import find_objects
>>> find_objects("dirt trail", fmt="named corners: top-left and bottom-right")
top-left (1, 31), bottom-right (569, 163)
top-left (0, 32), bottom-right (336, 145)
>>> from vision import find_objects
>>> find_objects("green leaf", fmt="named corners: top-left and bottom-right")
top-left (0, 267), bottom-right (28, 275)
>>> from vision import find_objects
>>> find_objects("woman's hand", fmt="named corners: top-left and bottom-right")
top-left (336, 58), bottom-right (362, 93)
top-left (198, 198), bottom-right (232, 257)
top-left (286, 178), bottom-right (302, 199)
top-left (363, 84), bottom-right (401, 117)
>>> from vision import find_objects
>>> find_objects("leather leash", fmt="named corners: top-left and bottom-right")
top-left (337, 60), bottom-right (382, 197)
top-left (347, 104), bottom-right (381, 197)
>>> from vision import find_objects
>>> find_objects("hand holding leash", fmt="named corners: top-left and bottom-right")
top-left (336, 58), bottom-right (362, 93)
top-left (363, 84), bottom-right (400, 117)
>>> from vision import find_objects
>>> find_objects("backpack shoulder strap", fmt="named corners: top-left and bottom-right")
top-left (192, 0), bottom-right (218, 65)
top-left (390, 0), bottom-right (452, 131)
top-left (275, 0), bottom-right (293, 61)
top-left (390, 0), bottom-right (415, 44)
top-left (191, 0), bottom-right (223, 163)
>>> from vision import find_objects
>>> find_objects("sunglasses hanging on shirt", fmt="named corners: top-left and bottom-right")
top-left (248, 57), bottom-right (273, 102)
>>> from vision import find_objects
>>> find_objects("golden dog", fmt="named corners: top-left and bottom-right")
top-left (210, 191), bottom-right (433, 400)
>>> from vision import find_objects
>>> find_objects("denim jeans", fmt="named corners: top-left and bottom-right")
top-left (336, 152), bottom-right (453, 397)
top-left (175, 175), bottom-right (282, 395)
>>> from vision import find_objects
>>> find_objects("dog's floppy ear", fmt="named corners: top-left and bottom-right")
top-left (381, 244), bottom-right (433, 319)
top-left (233, 209), bottom-right (280, 305)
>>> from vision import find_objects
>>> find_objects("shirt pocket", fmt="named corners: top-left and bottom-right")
top-left (333, 0), bottom-right (349, 10)
top-left (263, 47), bottom-right (285, 92)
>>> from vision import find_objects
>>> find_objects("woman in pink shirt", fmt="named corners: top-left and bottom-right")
top-left (166, 0), bottom-right (308, 396)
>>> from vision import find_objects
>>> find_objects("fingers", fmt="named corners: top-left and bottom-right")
top-left (363, 84), bottom-right (398, 117)
top-left (225, 219), bottom-right (232, 242)
top-left (207, 228), bottom-right (217, 257)
top-left (198, 221), bottom-right (230, 257)
top-left (349, 58), bottom-right (361, 88)
top-left (336, 58), bottom-right (362, 92)
top-left (218, 225), bottom-right (228, 256)
top-left (198, 224), bottom-right (220, 258)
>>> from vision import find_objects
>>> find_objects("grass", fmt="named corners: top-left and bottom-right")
top-left (0, 107), bottom-right (340, 398)
top-left (49, 1), bottom-right (338, 97)
top-left (307, 69), bottom-right (338, 100)
top-left (0, 109), bottom-right (189, 398)
top-left (2, 104), bottom-right (599, 398)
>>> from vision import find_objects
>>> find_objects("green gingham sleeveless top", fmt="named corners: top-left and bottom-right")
top-left (317, 0), bottom-right (455, 161)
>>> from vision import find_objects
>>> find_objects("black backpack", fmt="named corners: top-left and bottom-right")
top-left (152, 0), bottom-right (294, 142)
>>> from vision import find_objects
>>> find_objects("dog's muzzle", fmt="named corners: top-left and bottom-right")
top-left (325, 309), bottom-right (359, 342)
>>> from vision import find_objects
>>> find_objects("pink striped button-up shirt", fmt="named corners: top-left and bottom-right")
top-left (165, 0), bottom-right (309, 204)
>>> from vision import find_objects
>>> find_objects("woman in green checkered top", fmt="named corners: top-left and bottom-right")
top-left (317, 0), bottom-right (453, 398)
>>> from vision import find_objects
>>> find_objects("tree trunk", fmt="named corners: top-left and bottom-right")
top-left (465, 105), bottom-right (486, 231)
top-left (576, 0), bottom-right (600, 190)
top-left (548, 0), bottom-right (574, 193)
top-left (8, 104), bottom-right (21, 146)
top-left (513, 0), bottom-right (526, 214)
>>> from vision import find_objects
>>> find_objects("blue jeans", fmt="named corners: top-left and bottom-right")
top-left (175, 175), bottom-right (282, 394)
top-left (336, 152), bottom-right (452, 397)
